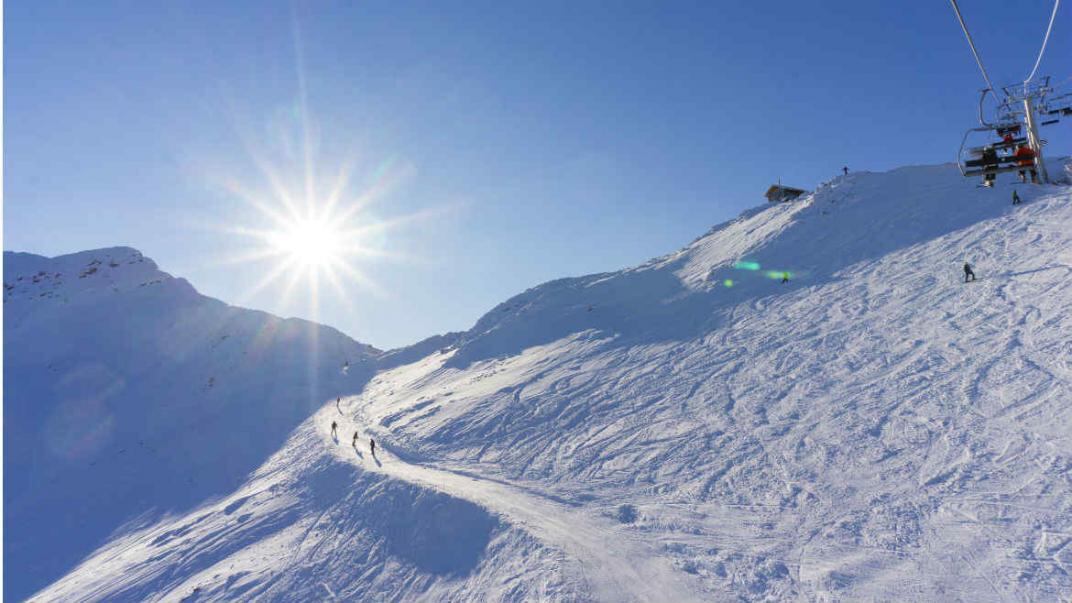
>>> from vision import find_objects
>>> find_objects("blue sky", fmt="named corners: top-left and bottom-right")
top-left (6, 1), bottom-right (1071, 349)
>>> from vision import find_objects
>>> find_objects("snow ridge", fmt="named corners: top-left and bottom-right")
top-left (3, 247), bottom-right (380, 601)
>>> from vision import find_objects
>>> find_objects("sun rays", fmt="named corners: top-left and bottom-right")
top-left (187, 15), bottom-right (461, 331)
top-left (216, 151), bottom-right (412, 322)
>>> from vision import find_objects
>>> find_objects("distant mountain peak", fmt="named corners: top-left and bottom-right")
top-left (3, 247), bottom-right (188, 316)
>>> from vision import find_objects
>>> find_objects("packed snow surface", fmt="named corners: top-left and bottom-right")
top-left (16, 162), bottom-right (1072, 601)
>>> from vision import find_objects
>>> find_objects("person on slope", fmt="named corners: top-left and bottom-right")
top-left (963, 262), bottom-right (976, 283)
top-left (331, 421), bottom-right (338, 438)
top-left (781, 272), bottom-right (790, 284)
top-left (842, 166), bottom-right (849, 176)
top-left (1012, 190), bottom-right (1022, 205)
top-left (352, 431), bottom-right (359, 448)
top-left (370, 438), bottom-right (376, 456)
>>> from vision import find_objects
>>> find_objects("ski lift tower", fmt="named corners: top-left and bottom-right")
top-left (1001, 77), bottom-right (1054, 184)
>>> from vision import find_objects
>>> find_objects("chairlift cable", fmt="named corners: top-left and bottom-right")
top-left (1024, 0), bottom-right (1061, 85)
top-left (948, 0), bottom-right (1000, 102)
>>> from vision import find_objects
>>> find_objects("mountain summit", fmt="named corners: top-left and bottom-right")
top-left (4, 247), bottom-right (380, 600)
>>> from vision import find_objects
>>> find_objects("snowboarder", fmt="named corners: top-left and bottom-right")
top-left (370, 438), bottom-right (376, 456)
top-left (1012, 190), bottom-right (1022, 205)
top-left (352, 431), bottom-right (359, 448)
top-left (781, 272), bottom-right (790, 284)
top-left (963, 262), bottom-right (976, 283)
top-left (331, 421), bottom-right (338, 437)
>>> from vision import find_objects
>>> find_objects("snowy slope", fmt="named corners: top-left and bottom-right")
top-left (3, 247), bottom-right (380, 601)
top-left (29, 161), bottom-right (1072, 601)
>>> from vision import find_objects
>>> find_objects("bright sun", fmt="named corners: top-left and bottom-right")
top-left (270, 218), bottom-right (344, 268)
top-left (204, 32), bottom-right (454, 326)
top-left (215, 103), bottom-right (435, 318)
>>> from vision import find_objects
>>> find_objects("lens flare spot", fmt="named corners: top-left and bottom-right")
top-left (47, 363), bottom-right (124, 461)
top-left (734, 261), bottom-right (761, 271)
top-left (723, 279), bottom-right (734, 288)
top-left (46, 402), bottom-right (115, 461)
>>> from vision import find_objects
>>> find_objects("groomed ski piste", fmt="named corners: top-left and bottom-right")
top-left (19, 160), bottom-right (1072, 601)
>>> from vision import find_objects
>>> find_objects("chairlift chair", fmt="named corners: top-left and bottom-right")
top-left (957, 122), bottom-right (1024, 178)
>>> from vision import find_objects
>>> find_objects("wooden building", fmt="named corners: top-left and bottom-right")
top-left (765, 184), bottom-right (807, 203)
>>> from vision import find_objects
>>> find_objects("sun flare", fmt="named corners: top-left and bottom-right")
top-left (269, 217), bottom-right (345, 268)
top-left (219, 156), bottom-right (414, 316)
top-left (208, 95), bottom-right (439, 321)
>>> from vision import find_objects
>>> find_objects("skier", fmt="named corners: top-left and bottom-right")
top-left (1015, 145), bottom-right (1038, 184)
top-left (842, 166), bottom-right (849, 176)
top-left (981, 147), bottom-right (998, 187)
top-left (1012, 190), bottom-right (1022, 205)
top-left (370, 438), bottom-right (376, 456)
top-left (336, 396), bottom-right (341, 414)
top-left (331, 421), bottom-right (338, 437)
top-left (352, 431), bottom-right (359, 448)
top-left (963, 262), bottom-right (976, 283)
top-left (781, 271), bottom-right (790, 284)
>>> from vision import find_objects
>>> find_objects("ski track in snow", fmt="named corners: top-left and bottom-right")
top-left (325, 408), bottom-right (703, 603)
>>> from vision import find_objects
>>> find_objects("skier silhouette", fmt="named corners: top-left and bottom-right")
top-left (331, 421), bottom-right (338, 438)
top-left (981, 147), bottom-right (998, 187)
top-left (352, 431), bottom-right (359, 448)
top-left (963, 262), bottom-right (976, 283)
top-left (1015, 145), bottom-right (1038, 183)
top-left (1012, 190), bottom-right (1022, 205)
top-left (842, 166), bottom-right (849, 176)
top-left (370, 438), bottom-right (376, 456)
top-left (781, 272), bottom-right (790, 284)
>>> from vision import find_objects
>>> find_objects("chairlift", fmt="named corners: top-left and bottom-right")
top-left (947, 0), bottom-right (1064, 184)
top-left (955, 78), bottom-right (1071, 183)
top-left (957, 122), bottom-right (1024, 178)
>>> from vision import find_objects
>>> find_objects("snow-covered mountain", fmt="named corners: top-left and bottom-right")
top-left (3, 247), bottom-right (380, 601)
top-left (14, 161), bottom-right (1072, 601)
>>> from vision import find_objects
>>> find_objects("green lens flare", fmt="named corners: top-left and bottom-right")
top-left (765, 271), bottom-right (791, 280)
top-left (733, 261), bottom-right (761, 271)
top-left (723, 279), bottom-right (734, 288)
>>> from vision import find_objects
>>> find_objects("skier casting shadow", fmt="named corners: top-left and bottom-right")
top-left (330, 420), bottom-right (338, 442)
top-left (963, 262), bottom-right (976, 283)
top-left (370, 438), bottom-right (382, 467)
top-left (352, 431), bottom-right (363, 458)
